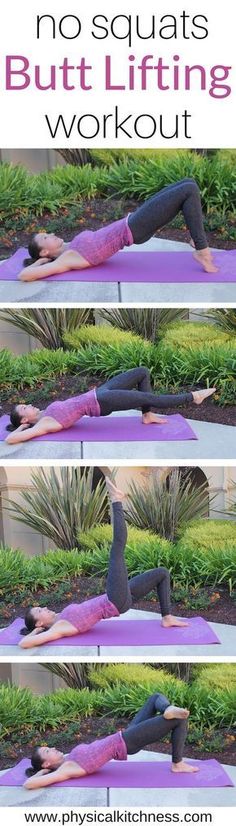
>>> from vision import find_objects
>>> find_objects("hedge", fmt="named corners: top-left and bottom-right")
top-left (0, 519), bottom-right (235, 594)
top-left (1, 663), bottom-right (235, 735)
top-left (1, 151), bottom-right (236, 218)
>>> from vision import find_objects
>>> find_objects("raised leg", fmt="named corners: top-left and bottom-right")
top-left (106, 502), bottom-right (132, 613)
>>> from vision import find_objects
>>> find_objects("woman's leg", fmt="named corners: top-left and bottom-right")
top-left (97, 386), bottom-right (194, 416)
top-left (123, 706), bottom-right (188, 764)
top-left (128, 179), bottom-right (207, 250)
top-left (129, 568), bottom-right (171, 616)
top-left (99, 367), bottom-right (153, 413)
top-left (128, 567), bottom-right (189, 628)
top-left (106, 501), bottom-right (132, 613)
top-left (126, 692), bottom-right (171, 728)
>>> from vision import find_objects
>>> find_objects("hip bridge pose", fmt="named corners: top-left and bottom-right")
top-left (24, 692), bottom-right (198, 789)
top-left (19, 477), bottom-right (189, 650)
top-left (19, 178), bottom-right (218, 282)
top-left (6, 367), bottom-right (216, 445)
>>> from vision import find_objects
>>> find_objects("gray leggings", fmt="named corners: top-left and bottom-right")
top-left (122, 693), bottom-right (188, 764)
top-left (128, 178), bottom-right (207, 251)
top-left (97, 367), bottom-right (193, 416)
top-left (106, 502), bottom-right (171, 616)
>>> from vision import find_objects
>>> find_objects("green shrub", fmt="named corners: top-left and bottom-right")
top-left (99, 309), bottom-right (187, 342)
top-left (0, 348), bottom-right (79, 388)
top-left (0, 684), bottom-right (37, 735)
top-left (64, 326), bottom-right (154, 379)
top-left (0, 163), bottom-right (30, 213)
top-left (207, 309), bottom-right (236, 335)
top-left (0, 546), bottom-right (28, 590)
top-left (90, 664), bottom-right (187, 716)
top-left (189, 665), bottom-right (236, 728)
top-left (159, 322), bottom-right (233, 350)
top-left (79, 524), bottom-right (173, 576)
top-left (80, 520), bottom-right (236, 591)
top-left (154, 337), bottom-right (236, 404)
top-left (36, 688), bottom-right (99, 730)
top-left (126, 469), bottom-right (211, 541)
top-left (1, 153), bottom-right (236, 219)
top-left (176, 520), bottom-right (236, 591)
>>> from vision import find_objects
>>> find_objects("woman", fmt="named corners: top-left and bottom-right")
top-left (24, 692), bottom-right (198, 789)
top-left (19, 477), bottom-right (188, 650)
top-left (6, 366), bottom-right (216, 445)
top-left (19, 179), bottom-right (217, 281)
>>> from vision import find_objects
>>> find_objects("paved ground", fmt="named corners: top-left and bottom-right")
top-left (0, 609), bottom-right (235, 658)
top-left (0, 751), bottom-right (235, 807)
top-left (0, 239), bottom-right (235, 303)
top-left (0, 412), bottom-right (235, 461)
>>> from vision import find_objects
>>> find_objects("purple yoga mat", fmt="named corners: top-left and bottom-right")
top-left (1, 248), bottom-right (236, 283)
top-left (0, 758), bottom-right (233, 788)
top-left (0, 616), bottom-right (220, 647)
top-left (0, 413), bottom-right (197, 443)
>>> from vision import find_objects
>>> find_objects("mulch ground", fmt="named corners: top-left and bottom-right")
top-left (1, 574), bottom-right (235, 628)
top-left (0, 198), bottom-right (235, 259)
top-left (1, 715), bottom-right (235, 771)
top-left (0, 372), bottom-right (235, 426)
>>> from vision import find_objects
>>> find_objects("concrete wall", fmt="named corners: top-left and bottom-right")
top-left (0, 465), bottom-right (235, 555)
top-left (0, 149), bottom-right (64, 173)
top-left (0, 664), bottom-right (65, 694)
top-left (10, 665), bottom-right (64, 694)
top-left (0, 317), bottom-right (40, 355)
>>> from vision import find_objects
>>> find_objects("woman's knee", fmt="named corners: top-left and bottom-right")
top-left (157, 566), bottom-right (170, 582)
top-left (140, 366), bottom-right (150, 380)
top-left (184, 178), bottom-right (200, 196)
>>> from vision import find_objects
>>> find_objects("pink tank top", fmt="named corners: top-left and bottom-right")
top-left (68, 731), bottom-right (127, 774)
top-left (42, 389), bottom-right (100, 428)
top-left (69, 217), bottom-right (133, 266)
top-left (58, 593), bottom-right (119, 632)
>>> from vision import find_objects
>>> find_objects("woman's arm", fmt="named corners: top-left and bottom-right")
top-left (19, 620), bottom-right (78, 649)
top-left (5, 417), bottom-right (62, 445)
top-left (19, 251), bottom-right (89, 282)
top-left (24, 761), bottom-right (85, 790)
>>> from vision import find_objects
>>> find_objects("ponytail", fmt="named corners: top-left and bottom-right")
top-left (20, 607), bottom-right (36, 636)
top-left (25, 747), bottom-right (44, 776)
top-left (23, 235), bottom-right (41, 267)
top-left (6, 407), bottom-right (22, 432)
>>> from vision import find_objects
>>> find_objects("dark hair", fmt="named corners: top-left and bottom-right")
top-left (20, 607), bottom-right (36, 636)
top-left (6, 406), bottom-right (23, 432)
top-left (23, 235), bottom-right (41, 268)
top-left (6, 405), bottom-right (34, 433)
top-left (25, 746), bottom-right (44, 777)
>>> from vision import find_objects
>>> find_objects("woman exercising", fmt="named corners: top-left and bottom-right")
top-left (19, 179), bottom-right (217, 282)
top-left (19, 477), bottom-right (188, 650)
top-left (6, 366), bottom-right (216, 445)
top-left (24, 692), bottom-right (198, 789)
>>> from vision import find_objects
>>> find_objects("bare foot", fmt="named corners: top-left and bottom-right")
top-left (192, 387), bottom-right (216, 405)
top-left (105, 477), bottom-right (125, 503)
top-left (189, 237), bottom-right (195, 249)
top-left (172, 761), bottom-right (199, 773)
top-left (142, 412), bottom-right (167, 425)
top-left (164, 706), bottom-right (190, 720)
top-left (193, 249), bottom-right (218, 273)
top-left (162, 615), bottom-right (189, 629)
